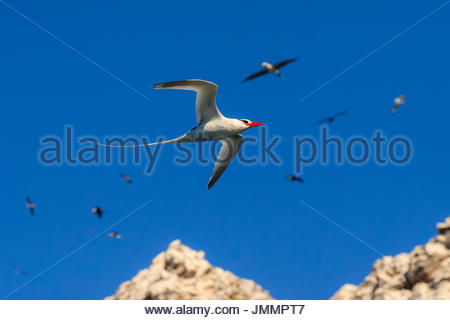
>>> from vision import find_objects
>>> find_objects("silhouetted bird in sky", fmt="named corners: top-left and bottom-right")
top-left (26, 197), bottom-right (35, 215)
top-left (13, 266), bottom-right (27, 276)
top-left (120, 174), bottom-right (132, 184)
top-left (242, 58), bottom-right (297, 82)
top-left (316, 111), bottom-right (348, 125)
top-left (287, 175), bottom-right (304, 183)
top-left (108, 231), bottom-right (122, 239)
top-left (392, 94), bottom-right (405, 113)
top-left (90, 207), bottom-right (104, 218)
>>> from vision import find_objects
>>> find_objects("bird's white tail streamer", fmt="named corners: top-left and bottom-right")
top-left (78, 137), bottom-right (182, 148)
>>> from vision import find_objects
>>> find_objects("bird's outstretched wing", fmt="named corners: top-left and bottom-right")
top-left (153, 79), bottom-right (223, 124)
top-left (392, 103), bottom-right (399, 113)
top-left (315, 117), bottom-right (332, 125)
top-left (208, 135), bottom-right (243, 189)
top-left (316, 110), bottom-right (347, 124)
top-left (273, 57), bottom-right (297, 69)
top-left (242, 69), bottom-right (270, 82)
top-left (333, 111), bottom-right (348, 118)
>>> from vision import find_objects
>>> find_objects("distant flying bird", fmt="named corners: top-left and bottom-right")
top-left (316, 111), bottom-right (348, 125)
top-left (120, 174), bottom-right (132, 184)
top-left (392, 95), bottom-right (405, 113)
top-left (26, 197), bottom-right (35, 215)
top-left (112, 79), bottom-right (264, 189)
top-left (287, 175), bottom-right (304, 183)
top-left (90, 207), bottom-right (104, 218)
top-left (242, 58), bottom-right (297, 82)
top-left (108, 231), bottom-right (122, 239)
top-left (13, 266), bottom-right (27, 276)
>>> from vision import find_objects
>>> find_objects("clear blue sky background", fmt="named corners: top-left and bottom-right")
top-left (1, 0), bottom-right (449, 299)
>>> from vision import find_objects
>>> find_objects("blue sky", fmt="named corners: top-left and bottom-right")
top-left (1, 0), bottom-right (449, 299)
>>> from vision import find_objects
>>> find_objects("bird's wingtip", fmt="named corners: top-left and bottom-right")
top-left (207, 180), bottom-right (215, 190)
top-left (153, 81), bottom-right (173, 89)
top-left (153, 79), bottom-right (218, 89)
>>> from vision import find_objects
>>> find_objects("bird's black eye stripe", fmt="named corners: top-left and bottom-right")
top-left (239, 119), bottom-right (249, 124)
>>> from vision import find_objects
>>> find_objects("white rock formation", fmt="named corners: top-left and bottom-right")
top-left (106, 240), bottom-right (272, 300)
top-left (332, 217), bottom-right (450, 299)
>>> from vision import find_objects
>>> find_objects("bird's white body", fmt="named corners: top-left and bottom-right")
top-left (109, 232), bottom-right (122, 239)
top-left (181, 117), bottom-right (250, 142)
top-left (151, 79), bottom-right (264, 189)
top-left (262, 62), bottom-right (280, 76)
top-left (394, 96), bottom-right (405, 106)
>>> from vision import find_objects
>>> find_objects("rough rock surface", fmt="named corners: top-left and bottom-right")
top-left (332, 217), bottom-right (450, 299)
top-left (106, 240), bottom-right (272, 300)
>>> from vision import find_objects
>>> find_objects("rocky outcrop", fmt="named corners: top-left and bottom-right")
top-left (106, 240), bottom-right (272, 300)
top-left (332, 217), bottom-right (450, 299)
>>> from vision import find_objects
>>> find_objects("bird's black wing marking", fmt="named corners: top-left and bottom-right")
top-left (315, 117), bottom-right (331, 125)
top-left (333, 111), bottom-right (348, 118)
top-left (273, 57), bottom-right (297, 69)
top-left (316, 111), bottom-right (347, 125)
top-left (242, 69), bottom-right (269, 82)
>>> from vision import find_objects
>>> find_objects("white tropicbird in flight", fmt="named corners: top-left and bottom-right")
top-left (130, 80), bottom-right (264, 189)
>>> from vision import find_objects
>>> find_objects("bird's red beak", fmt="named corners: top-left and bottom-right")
top-left (246, 122), bottom-right (264, 127)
